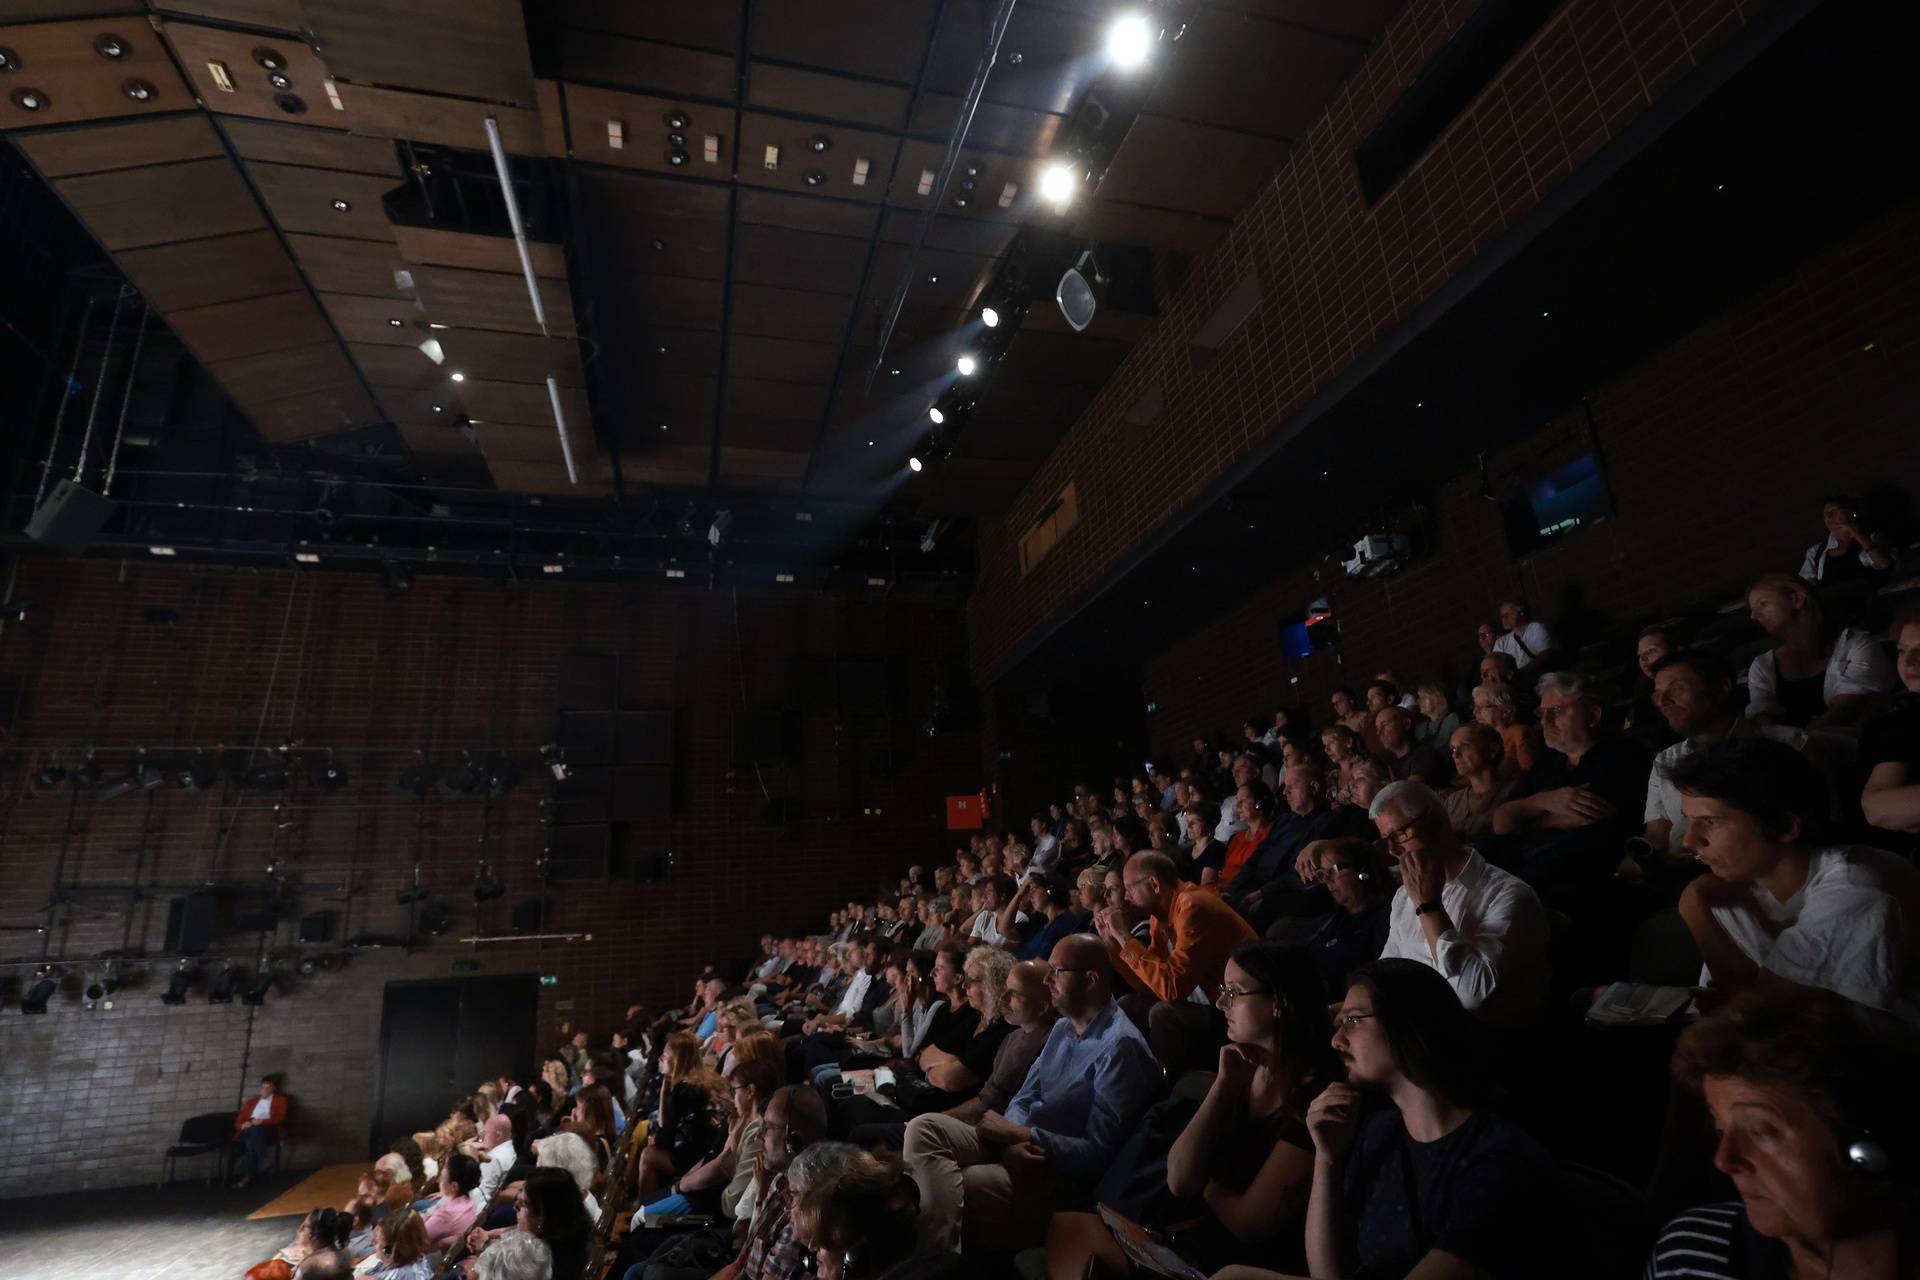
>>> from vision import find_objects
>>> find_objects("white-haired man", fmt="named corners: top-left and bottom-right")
top-left (1371, 780), bottom-right (1550, 1027)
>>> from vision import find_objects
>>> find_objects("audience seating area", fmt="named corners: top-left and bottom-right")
top-left (253, 497), bottom-right (1920, 1280)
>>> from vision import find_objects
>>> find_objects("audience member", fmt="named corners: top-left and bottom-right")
top-left (1226, 764), bottom-right (1371, 932)
top-left (903, 934), bottom-right (1160, 1254)
top-left (1493, 598), bottom-right (1555, 671)
top-left (1371, 781), bottom-right (1550, 1027)
top-left (1744, 572), bottom-right (1893, 729)
top-left (364, 1209), bottom-right (434, 1280)
top-left (1296, 838), bottom-right (1395, 999)
top-left (1471, 681), bottom-right (1540, 777)
top-left (233, 1074), bottom-right (287, 1188)
top-left (1217, 778), bottom-right (1277, 885)
top-left (1374, 704), bottom-right (1451, 787)
top-left (1670, 739), bottom-right (1920, 1043)
top-left (471, 1115), bottom-right (520, 1215)
top-left (790, 1144), bottom-right (921, 1278)
top-left (1797, 494), bottom-right (1894, 585)
top-left (424, 1154), bottom-right (483, 1247)
top-left (720, 1085), bottom-right (828, 1280)
top-left (1328, 687), bottom-right (1370, 737)
top-left (1624, 624), bottom-right (1685, 750)
top-left (1442, 722), bottom-right (1515, 842)
top-left (1860, 600), bottom-right (1920, 840)
top-left (1413, 681), bottom-right (1463, 747)
top-left (1647, 986), bottom-right (1917, 1279)
top-left (473, 1232), bottom-right (553, 1280)
top-left (1100, 850), bottom-right (1255, 1074)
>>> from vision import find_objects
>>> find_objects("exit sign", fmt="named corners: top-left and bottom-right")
top-left (452, 961), bottom-right (479, 973)
top-left (539, 975), bottom-right (559, 987)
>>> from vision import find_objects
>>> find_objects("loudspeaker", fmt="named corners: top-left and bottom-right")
top-left (298, 911), bottom-right (334, 944)
top-left (554, 767), bottom-right (611, 823)
top-left (549, 823), bottom-right (611, 881)
top-left (510, 899), bottom-right (546, 934)
top-left (26, 480), bottom-right (116, 554)
top-left (165, 892), bottom-right (219, 955)
top-left (556, 652), bottom-right (618, 710)
top-left (609, 765), bottom-right (672, 818)
top-left (557, 710), bottom-right (614, 765)
top-left (227, 890), bottom-right (280, 934)
top-left (734, 707), bottom-right (799, 765)
top-left (616, 710), bottom-right (674, 764)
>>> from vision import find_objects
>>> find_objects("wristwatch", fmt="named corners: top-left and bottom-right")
top-left (1414, 899), bottom-right (1446, 918)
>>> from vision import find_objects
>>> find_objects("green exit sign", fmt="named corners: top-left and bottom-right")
top-left (539, 975), bottom-right (559, 987)
top-left (452, 961), bottom-right (479, 973)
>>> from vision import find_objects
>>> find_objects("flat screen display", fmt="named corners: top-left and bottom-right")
top-left (1501, 453), bottom-right (1612, 555)
top-left (1278, 597), bottom-right (1337, 661)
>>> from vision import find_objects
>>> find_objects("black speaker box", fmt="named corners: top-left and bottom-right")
top-left (557, 710), bottom-right (614, 765)
top-left (609, 765), bottom-right (672, 818)
top-left (510, 899), bottom-right (546, 934)
top-left (165, 891), bottom-right (219, 954)
top-left (26, 480), bottom-right (116, 554)
top-left (556, 652), bottom-right (618, 710)
top-left (549, 824), bottom-right (611, 881)
top-left (554, 766), bottom-right (611, 823)
top-left (616, 709), bottom-right (674, 764)
top-left (298, 910), bottom-right (334, 944)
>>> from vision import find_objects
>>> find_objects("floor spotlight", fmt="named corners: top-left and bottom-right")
top-left (956, 355), bottom-right (977, 376)
top-left (981, 306), bottom-right (1001, 329)
top-left (1107, 13), bottom-right (1154, 69)
top-left (22, 965), bottom-right (59, 1014)
top-left (160, 959), bottom-right (195, 1005)
top-left (1039, 162), bottom-right (1077, 208)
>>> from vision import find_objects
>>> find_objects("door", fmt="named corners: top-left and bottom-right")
top-left (372, 974), bottom-right (540, 1154)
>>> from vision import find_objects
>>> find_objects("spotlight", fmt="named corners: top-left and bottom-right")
top-left (540, 744), bottom-right (570, 782)
top-left (484, 756), bottom-right (520, 799)
top-left (240, 962), bottom-right (275, 1007)
top-left (396, 865), bottom-right (429, 906)
top-left (981, 306), bottom-right (1001, 329)
top-left (0, 598), bottom-right (32, 622)
top-left (307, 757), bottom-right (348, 790)
top-left (71, 757), bottom-right (100, 790)
top-left (208, 964), bottom-right (243, 1003)
top-left (1107, 13), bottom-right (1154, 69)
top-left (35, 763), bottom-right (66, 791)
top-left (99, 773), bottom-right (140, 802)
top-left (450, 370), bottom-right (466, 382)
top-left (133, 754), bottom-right (165, 791)
top-left (909, 456), bottom-right (925, 474)
top-left (83, 970), bottom-right (120, 1010)
top-left (928, 406), bottom-right (945, 425)
top-left (160, 959), bottom-right (194, 1005)
top-left (1039, 162), bottom-right (1077, 207)
top-left (419, 902), bottom-right (453, 936)
top-left (240, 765), bottom-right (289, 791)
top-left (296, 954), bottom-right (320, 978)
top-left (956, 355), bottom-right (977, 376)
top-left (22, 965), bottom-right (59, 1014)
top-left (474, 860), bottom-right (507, 902)
top-left (418, 337), bottom-right (445, 364)
top-left (177, 756), bottom-right (217, 791)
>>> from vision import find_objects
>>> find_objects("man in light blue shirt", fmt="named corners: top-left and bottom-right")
top-left (903, 933), bottom-right (1162, 1252)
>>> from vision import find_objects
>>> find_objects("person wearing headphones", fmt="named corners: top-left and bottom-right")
top-left (1646, 985), bottom-right (1917, 1279)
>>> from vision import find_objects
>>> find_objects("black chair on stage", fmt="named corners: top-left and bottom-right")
top-left (160, 1111), bottom-right (237, 1188)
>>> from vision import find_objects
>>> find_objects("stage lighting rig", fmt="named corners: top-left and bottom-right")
top-left (21, 965), bottom-right (59, 1014)
top-left (160, 959), bottom-right (195, 1005)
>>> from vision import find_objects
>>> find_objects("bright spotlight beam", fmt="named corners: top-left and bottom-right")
top-left (981, 306), bottom-right (1001, 328)
top-left (1108, 14), bottom-right (1153, 69)
top-left (1039, 163), bottom-right (1077, 208)
top-left (909, 456), bottom-right (925, 473)
top-left (956, 355), bottom-right (977, 376)
top-left (928, 406), bottom-right (945, 425)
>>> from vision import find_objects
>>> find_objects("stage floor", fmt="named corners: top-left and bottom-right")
top-left (0, 1174), bottom-right (302, 1279)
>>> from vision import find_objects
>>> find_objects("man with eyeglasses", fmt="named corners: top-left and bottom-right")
top-left (1222, 762), bottom-right (1373, 931)
top-left (902, 934), bottom-right (1159, 1254)
top-left (1373, 780), bottom-right (1549, 1027)
top-left (1490, 670), bottom-right (1652, 903)
top-left (718, 1085), bottom-right (828, 1280)
top-left (1099, 850), bottom-right (1254, 1075)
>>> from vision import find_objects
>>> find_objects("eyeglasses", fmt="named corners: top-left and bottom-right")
top-left (1050, 964), bottom-right (1096, 976)
top-left (1215, 984), bottom-right (1271, 1008)
top-left (1334, 1011), bottom-right (1377, 1031)
top-left (1378, 814), bottom-right (1426, 848)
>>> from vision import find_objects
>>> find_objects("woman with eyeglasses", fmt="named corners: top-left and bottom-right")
top-left (1044, 942), bottom-right (1336, 1280)
top-left (1296, 838), bottom-right (1395, 1001)
top-left (1440, 723), bottom-right (1514, 843)
top-left (1218, 959), bottom-right (1554, 1280)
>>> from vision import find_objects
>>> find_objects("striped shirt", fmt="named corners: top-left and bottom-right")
top-left (1644, 1202), bottom-right (1777, 1279)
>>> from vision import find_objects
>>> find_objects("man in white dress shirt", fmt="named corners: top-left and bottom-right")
top-left (1370, 780), bottom-right (1550, 1027)
top-left (470, 1113), bottom-right (518, 1213)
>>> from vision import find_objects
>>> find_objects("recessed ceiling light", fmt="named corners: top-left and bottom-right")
top-left (267, 71), bottom-right (292, 91)
top-left (427, 322), bottom-right (448, 329)
top-left (867, 439), bottom-right (875, 446)
top-left (664, 109), bottom-right (690, 130)
top-left (656, 345), bottom-right (666, 354)
top-left (431, 405), bottom-right (443, 412)
top-left (956, 355), bottom-right (977, 376)
top-left (121, 78), bottom-right (155, 102)
top-left (667, 150), bottom-right (689, 167)
top-left (808, 134), bottom-right (830, 154)
top-left (94, 34), bottom-right (129, 59)
top-left (0, 46), bottom-right (21, 72)
top-left (387, 318), bottom-right (403, 327)
top-left (331, 198), bottom-right (351, 212)
top-left (252, 47), bottom-right (286, 71)
top-left (650, 239), bottom-right (664, 251)
top-left (1107, 14), bottom-right (1154, 69)
top-left (890, 369), bottom-right (901, 376)
top-left (1039, 163), bottom-right (1076, 206)
top-left (927, 274), bottom-right (939, 284)
top-left (803, 168), bottom-right (827, 186)
top-left (294, 551), bottom-right (321, 564)
top-left (11, 87), bottom-right (48, 112)
top-left (449, 371), bottom-right (465, 382)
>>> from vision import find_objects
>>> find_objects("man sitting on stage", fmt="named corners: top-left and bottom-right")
top-left (233, 1074), bottom-right (286, 1188)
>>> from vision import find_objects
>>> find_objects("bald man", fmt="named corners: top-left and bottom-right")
top-left (470, 1112), bottom-right (519, 1213)
top-left (903, 936), bottom-right (1160, 1253)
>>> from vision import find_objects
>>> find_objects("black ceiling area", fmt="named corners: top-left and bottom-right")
top-left (986, 0), bottom-right (1920, 688)
top-left (0, 0), bottom-right (1404, 589)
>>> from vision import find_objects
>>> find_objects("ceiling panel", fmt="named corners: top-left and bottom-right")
top-left (334, 82), bottom-right (545, 156)
top-left (474, 421), bottom-right (563, 464)
top-left (621, 443), bottom-right (712, 486)
top-left (923, 5), bottom-right (1104, 115)
top-left (721, 414), bottom-right (818, 450)
top-left (749, 63), bottom-right (910, 130)
top-left (730, 223), bottom-right (870, 293)
top-left (243, 382), bottom-right (383, 441)
top-left (1215, 0), bottom-right (1405, 42)
top-left (560, 84), bottom-right (729, 177)
top-left (116, 230), bottom-right (305, 310)
top-left (1072, 197), bottom-right (1230, 252)
top-left (220, 117), bottom-right (403, 175)
top-left (13, 114), bottom-right (223, 178)
top-left (736, 188), bottom-right (880, 241)
top-left (346, 341), bottom-right (446, 389)
top-left (727, 376), bottom-right (829, 420)
top-left (876, 207), bottom-right (1018, 256)
top-left (209, 342), bottom-right (365, 402)
top-left (604, 274), bottom-right (726, 332)
top-left (569, 167), bottom-right (730, 281)
top-left (749, 0), bottom-right (937, 83)
top-left (410, 265), bottom-right (575, 337)
top-left (155, 0), bottom-right (305, 30)
top-left (542, 1), bottom-right (742, 50)
top-left (371, 382), bottom-right (457, 422)
top-left (168, 290), bottom-right (336, 364)
top-left (1145, 10), bottom-right (1368, 138)
top-left (54, 157), bottom-right (266, 249)
top-left (1096, 114), bottom-right (1293, 218)
top-left (319, 290), bottom-right (429, 345)
top-left (885, 139), bottom-right (1034, 218)
top-left (554, 29), bottom-right (736, 100)
top-left (0, 19), bottom-right (188, 129)
top-left (393, 226), bottom-right (566, 278)
top-left (396, 420), bottom-right (474, 456)
top-left (716, 446), bottom-right (808, 489)
top-left (635, 372), bottom-right (719, 420)
top-left (157, 22), bottom-right (350, 131)
top-left (245, 161), bottom-right (403, 240)
top-left (489, 459), bottom-right (612, 495)
top-left (433, 330), bottom-right (589, 387)
top-left (909, 97), bottom-right (1066, 156)
top-left (285, 233), bottom-right (411, 298)
top-left (736, 113), bottom-right (900, 204)
top-left (304, 0), bottom-right (536, 106)
top-left (730, 284), bottom-right (853, 341)
top-left (726, 334), bottom-right (841, 384)
top-left (456, 378), bottom-right (589, 427)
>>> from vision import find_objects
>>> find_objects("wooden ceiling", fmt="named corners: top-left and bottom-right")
top-left (1, 0), bottom-right (1401, 510)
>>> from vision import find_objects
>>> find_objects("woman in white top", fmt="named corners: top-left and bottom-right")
top-left (1743, 572), bottom-right (1892, 730)
top-left (1673, 737), bottom-right (1920, 1043)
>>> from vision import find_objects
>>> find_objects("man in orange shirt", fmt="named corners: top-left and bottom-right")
top-left (1095, 850), bottom-right (1256, 1075)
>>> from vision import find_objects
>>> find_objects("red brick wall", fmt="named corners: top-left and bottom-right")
top-left (1141, 198), bottom-right (1920, 757)
top-left (968, 0), bottom-right (1763, 678)
top-left (0, 562), bottom-right (980, 1194)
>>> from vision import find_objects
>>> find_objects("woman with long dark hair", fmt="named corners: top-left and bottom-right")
top-left (1043, 942), bottom-right (1337, 1278)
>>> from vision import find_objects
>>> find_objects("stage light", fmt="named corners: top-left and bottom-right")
top-left (485, 757), bottom-right (520, 800)
top-left (981, 306), bottom-right (1001, 328)
top-left (296, 954), bottom-right (320, 978)
top-left (308, 758), bottom-right (348, 790)
top-left (909, 456), bottom-right (925, 474)
top-left (72, 757), bottom-right (100, 790)
top-left (208, 964), bottom-right (243, 1004)
top-left (474, 860), bottom-right (507, 903)
top-left (177, 756), bottom-right (217, 791)
top-left (99, 773), bottom-right (140, 802)
top-left (1039, 163), bottom-right (1076, 207)
top-left (240, 963), bottom-right (275, 1007)
top-left (956, 355), bottom-right (977, 376)
top-left (22, 965), bottom-right (59, 1014)
top-left (708, 510), bottom-right (733, 548)
top-left (928, 406), bottom-right (945, 425)
top-left (83, 970), bottom-right (120, 1010)
top-left (34, 763), bottom-right (66, 791)
top-left (1107, 13), bottom-right (1153, 68)
top-left (160, 959), bottom-right (194, 1005)
top-left (398, 757), bottom-right (436, 796)
top-left (133, 755), bottom-right (165, 791)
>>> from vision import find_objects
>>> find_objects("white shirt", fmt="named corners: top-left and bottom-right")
top-left (1380, 849), bottom-right (1550, 1028)
top-left (1646, 724), bottom-right (1809, 849)
top-left (833, 969), bottom-right (873, 1019)
top-left (971, 907), bottom-right (1027, 946)
top-left (1745, 627), bottom-right (1893, 724)
top-left (1707, 845), bottom-right (1920, 1038)
top-left (250, 1095), bottom-right (274, 1121)
top-left (470, 1141), bottom-right (518, 1212)
top-left (1214, 795), bottom-right (1245, 843)
top-left (1799, 533), bottom-right (1887, 582)
top-left (1494, 621), bottom-right (1554, 669)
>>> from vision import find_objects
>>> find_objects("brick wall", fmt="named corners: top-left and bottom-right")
top-left (0, 563), bottom-right (980, 1196)
top-left (1140, 197), bottom-right (1920, 757)
top-left (968, 0), bottom-right (1767, 679)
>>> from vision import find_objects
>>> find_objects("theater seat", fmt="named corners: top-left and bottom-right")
top-left (1628, 909), bottom-right (1702, 986)
top-left (160, 1111), bottom-right (235, 1188)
